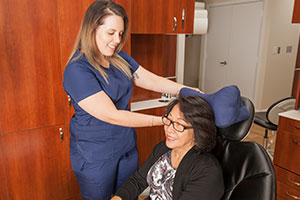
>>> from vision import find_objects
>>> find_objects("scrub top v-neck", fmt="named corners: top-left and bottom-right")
top-left (63, 50), bottom-right (140, 162)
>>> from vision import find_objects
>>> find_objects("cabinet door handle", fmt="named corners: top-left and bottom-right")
top-left (295, 126), bottom-right (300, 130)
top-left (292, 139), bottom-right (300, 146)
top-left (59, 128), bottom-right (64, 142)
top-left (288, 178), bottom-right (300, 186)
top-left (173, 17), bottom-right (177, 31)
top-left (286, 191), bottom-right (300, 199)
top-left (220, 61), bottom-right (227, 65)
top-left (68, 95), bottom-right (72, 107)
top-left (182, 8), bottom-right (185, 29)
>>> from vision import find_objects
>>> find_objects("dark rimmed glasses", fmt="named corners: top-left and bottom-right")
top-left (162, 116), bottom-right (194, 133)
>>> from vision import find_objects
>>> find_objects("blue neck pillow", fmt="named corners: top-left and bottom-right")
top-left (179, 85), bottom-right (250, 128)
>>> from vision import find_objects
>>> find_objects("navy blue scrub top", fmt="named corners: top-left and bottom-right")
top-left (63, 50), bottom-right (140, 163)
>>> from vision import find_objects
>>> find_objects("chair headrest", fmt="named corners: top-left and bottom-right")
top-left (218, 97), bottom-right (255, 141)
top-left (180, 85), bottom-right (250, 129)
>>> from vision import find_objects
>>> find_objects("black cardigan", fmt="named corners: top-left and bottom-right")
top-left (115, 141), bottom-right (224, 200)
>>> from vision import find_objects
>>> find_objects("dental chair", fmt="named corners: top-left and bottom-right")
top-left (212, 97), bottom-right (277, 200)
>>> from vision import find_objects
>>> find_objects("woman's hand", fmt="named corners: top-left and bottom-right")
top-left (111, 196), bottom-right (122, 200)
top-left (185, 86), bottom-right (204, 94)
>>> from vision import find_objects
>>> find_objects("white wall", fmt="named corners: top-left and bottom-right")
top-left (256, 0), bottom-right (299, 109)
top-left (201, 0), bottom-right (300, 109)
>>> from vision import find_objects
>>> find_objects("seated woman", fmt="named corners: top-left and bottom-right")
top-left (111, 95), bottom-right (224, 200)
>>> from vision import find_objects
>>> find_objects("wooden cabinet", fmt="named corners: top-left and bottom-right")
top-left (0, 0), bottom-right (64, 133)
top-left (131, 0), bottom-right (195, 34)
top-left (293, 0), bottom-right (300, 23)
top-left (1, 127), bottom-right (70, 200)
top-left (131, 34), bottom-right (177, 102)
top-left (0, 0), bottom-right (88, 199)
top-left (273, 113), bottom-right (300, 199)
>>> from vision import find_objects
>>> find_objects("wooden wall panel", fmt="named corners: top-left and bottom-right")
top-left (293, 34), bottom-right (300, 108)
top-left (292, 0), bottom-right (300, 23)
top-left (2, 126), bottom-right (69, 200)
top-left (115, 0), bottom-right (131, 54)
top-left (293, 71), bottom-right (300, 109)
top-left (0, 138), bottom-right (8, 200)
top-left (0, 0), bottom-right (64, 133)
top-left (131, 34), bottom-right (177, 102)
top-left (292, 70), bottom-right (300, 97)
top-left (57, 0), bottom-right (94, 69)
top-left (57, 0), bottom-right (94, 124)
top-left (135, 107), bottom-right (166, 166)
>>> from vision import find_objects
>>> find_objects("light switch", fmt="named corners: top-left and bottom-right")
top-left (286, 46), bottom-right (292, 53)
top-left (277, 47), bottom-right (281, 54)
top-left (272, 47), bottom-right (278, 55)
top-left (272, 46), bottom-right (281, 55)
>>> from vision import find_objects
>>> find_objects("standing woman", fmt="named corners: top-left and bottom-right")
top-left (63, 0), bottom-right (200, 199)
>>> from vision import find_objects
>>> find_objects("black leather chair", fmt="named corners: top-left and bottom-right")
top-left (212, 97), bottom-right (276, 200)
top-left (254, 97), bottom-right (296, 151)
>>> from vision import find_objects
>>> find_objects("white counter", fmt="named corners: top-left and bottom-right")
top-left (279, 109), bottom-right (300, 121)
top-left (130, 98), bottom-right (174, 112)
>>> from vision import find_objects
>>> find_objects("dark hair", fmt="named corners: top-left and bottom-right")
top-left (165, 96), bottom-right (217, 152)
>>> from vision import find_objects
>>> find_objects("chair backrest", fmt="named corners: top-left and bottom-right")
top-left (267, 97), bottom-right (296, 126)
top-left (213, 139), bottom-right (276, 200)
top-left (213, 97), bottom-right (276, 200)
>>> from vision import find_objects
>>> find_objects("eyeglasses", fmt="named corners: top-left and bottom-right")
top-left (162, 116), bottom-right (194, 133)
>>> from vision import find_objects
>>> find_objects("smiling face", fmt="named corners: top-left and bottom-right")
top-left (165, 104), bottom-right (195, 152)
top-left (95, 14), bottom-right (124, 57)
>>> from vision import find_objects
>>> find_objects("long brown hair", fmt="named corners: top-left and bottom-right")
top-left (68, 0), bottom-right (131, 82)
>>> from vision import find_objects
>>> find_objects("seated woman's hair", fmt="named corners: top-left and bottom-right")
top-left (165, 95), bottom-right (217, 152)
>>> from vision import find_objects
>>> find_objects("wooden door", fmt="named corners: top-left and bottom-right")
top-left (131, 0), bottom-right (195, 34)
top-left (1, 126), bottom-right (69, 200)
top-left (204, 5), bottom-right (232, 93)
top-left (0, 0), bottom-right (65, 134)
top-left (203, 2), bottom-right (263, 101)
